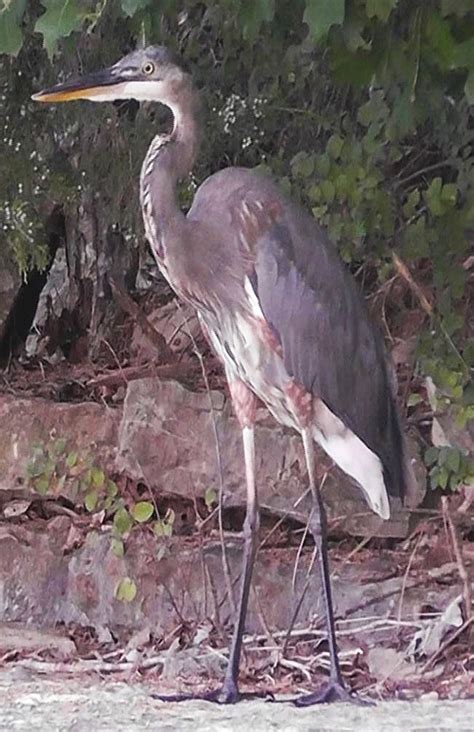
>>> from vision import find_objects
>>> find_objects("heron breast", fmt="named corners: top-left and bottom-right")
top-left (200, 309), bottom-right (297, 430)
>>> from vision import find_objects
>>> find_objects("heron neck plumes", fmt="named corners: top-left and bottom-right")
top-left (140, 78), bottom-right (200, 264)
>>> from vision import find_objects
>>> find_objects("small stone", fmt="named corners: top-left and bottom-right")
top-left (420, 691), bottom-right (439, 702)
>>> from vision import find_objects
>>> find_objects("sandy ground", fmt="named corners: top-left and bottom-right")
top-left (0, 671), bottom-right (472, 732)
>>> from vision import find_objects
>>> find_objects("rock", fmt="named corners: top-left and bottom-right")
top-left (0, 623), bottom-right (76, 658)
top-left (160, 646), bottom-right (226, 683)
top-left (0, 521), bottom-right (456, 638)
top-left (420, 691), bottom-right (440, 702)
top-left (0, 375), bottom-right (425, 537)
top-left (130, 300), bottom-right (201, 363)
top-left (117, 377), bottom-right (424, 538)
top-left (366, 647), bottom-right (417, 681)
top-left (0, 393), bottom-right (120, 494)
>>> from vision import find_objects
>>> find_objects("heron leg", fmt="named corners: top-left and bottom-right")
top-left (290, 428), bottom-right (371, 707)
top-left (154, 384), bottom-right (262, 704)
top-left (217, 422), bottom-right (260, 701)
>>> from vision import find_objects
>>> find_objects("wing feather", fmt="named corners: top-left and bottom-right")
top-left (253, 211), bottom-right (405, 498)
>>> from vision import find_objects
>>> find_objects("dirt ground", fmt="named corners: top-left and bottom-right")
top-left (0, 670), bottom-right (472, 732)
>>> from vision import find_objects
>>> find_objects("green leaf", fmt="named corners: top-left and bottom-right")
top-left (240, 0), bottom-right (275, 41)
top-left (424, 446), bottom-right (439, 467)
top-left (131, 500), bottom-right (154, 523)
top-left (90, 467), bottom-right (105, 488)
top-left (34, 476), bottom-right (50, 495)
top-left (327, 134), bottom-right (344, 159)
top-left (304, 0), bottom-right (345, 42)
top-left (120, 0), bottom-right (153, 17)
top-left (365, 0), bottom-right (398, 23)
top-left (357, 91), bottom-right (389, 127)
top-left (424, 11), bottom-right (456, 71)
top-left (34, 0), bottom-right (88, 59)
top-left (26, 459), bottom-right (47, 478)
top-left (51, 437), bottom-right (67, 457)
top-left (465, 69), bottom-right (474, 106)
top-left (113, 507), bottom-right (133, 535)
top-left (66, 451), bottom-right (78, 469)
top-left (451, 38), bottom-right (474, 71)
top-left (402, 189), bottom-right (420, 218)
top-left (437, 466), bottom-right (449, 489)
top-left (111, 537), bottom-right (124, 558)
top-left (320, 179), bottom-right (335, 203)
top-left (440, 183), bottom-right (457, 206)
top-left (204, 487), bottom-right (217, 509)
top-left (0, 0), bottom-right (27, 56)
top-left (154, 519), bottom-right (165, 537)
top-left (315, 153), bottom-right (331, 177)
top-left (84, 490), bottom-right (98, 512)
top-left (115, 577), bottom-right (137, 603)
top-left (445, 449), bottom-right (461, 474)
top-left (291, 151), bottom-right (314, 178)
top-left (106, 480), bottom-right (118, 498)
top-left (425, 177), bottom-right (444, 217)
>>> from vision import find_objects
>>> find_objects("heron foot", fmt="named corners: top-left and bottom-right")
top-left (291, 680), bottom-right (373, 707)
top-left (153, 683), bottom-right (273, 705)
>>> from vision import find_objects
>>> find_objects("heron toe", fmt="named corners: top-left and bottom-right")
top-left (292, 681), bottom-right (373, 707)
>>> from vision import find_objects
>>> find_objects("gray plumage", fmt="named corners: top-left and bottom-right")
top-left (189, 168), bottom-right (407, 499)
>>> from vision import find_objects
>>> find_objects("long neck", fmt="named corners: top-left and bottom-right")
top-left (140, 81), bottom-right (200, 261)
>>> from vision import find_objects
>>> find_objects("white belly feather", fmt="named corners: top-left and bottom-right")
top-left (199, 277), bottom-right (390, 520)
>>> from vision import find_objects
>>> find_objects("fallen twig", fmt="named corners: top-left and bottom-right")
top-left (442, 496), bottom-right (472, 623)
top-left (87, 363), bottom-right (192, 388)
top-left (397, 531), bottom-right (424, 624)
top-left (392, 252), bottom-right (433, 316)
top-left (10, 654), bottom-right (165, 675)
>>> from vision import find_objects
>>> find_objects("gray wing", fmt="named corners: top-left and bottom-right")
top-left (251, 204), bottom-right (405, 498)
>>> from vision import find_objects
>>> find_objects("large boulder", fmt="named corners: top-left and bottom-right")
top-left (0, 376), bottom-right (425, 537)
top-left (117, 378), bottom-right (425, 538)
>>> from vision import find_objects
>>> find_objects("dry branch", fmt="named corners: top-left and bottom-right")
top-left (392, 252), bottom-right (433, 316)
top-left (87, 363), bottom-right (192, 388)
top-left (442, 496), bottom-right (472, 623)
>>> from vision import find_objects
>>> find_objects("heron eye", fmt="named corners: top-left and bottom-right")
top-left (142, 62), bottom-right (155, 75)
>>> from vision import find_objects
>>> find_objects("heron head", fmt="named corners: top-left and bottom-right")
top-left (32, 46), bottom-right (188, 105)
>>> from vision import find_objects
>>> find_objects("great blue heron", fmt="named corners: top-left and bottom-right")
top-left (33, 46), bottom-right (417, 705)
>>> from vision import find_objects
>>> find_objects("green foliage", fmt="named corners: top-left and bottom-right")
top-left (424, 445), bottom-right (474, 493)
top-left (154, 508), bottom-right (175, 538)
top-left (204, 487), bottom-right (217, 510)
top-left (0, 0), bottom-right (26, 56)
top-left (3, 0), bottom-right (473, 464)
top-left (131, 500), bottom-right (154, 523)
top-left (34, 0), bottom-right (88, 59)
top-left (25, 436), bottom-right (120, 508)
top-left (303, 0), bottom-right (345, 41)
top-left (25, 436), bottom-right (174, 603)
top-left (115, 576), bottom-right (137, 602)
